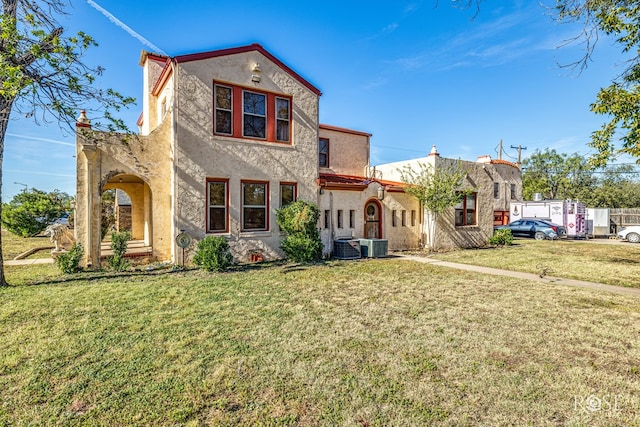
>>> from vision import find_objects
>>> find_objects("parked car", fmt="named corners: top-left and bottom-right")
top-left (617, 225), bottom-right (640, 243)
top-left (495, 219), bottom-right (567, 240)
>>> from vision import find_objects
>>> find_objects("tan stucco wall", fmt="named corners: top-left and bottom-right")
top-left (433, 157), bottom-right (495, 249)
top-left (172, 51), bottom-right (320, 262)
top-left (375, 154), bottom-right (504, 250)
top-left (75, 114), bottom-right (174, 267)
top-left (318, 127), bottom-right (370, 177)
top-left (318, 186), bottom-right (421, 256)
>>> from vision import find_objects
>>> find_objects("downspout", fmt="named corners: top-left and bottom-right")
top-left (170, 58), bottom-right (178, 264)
top-left (329, 191), bottom-right (334, 241)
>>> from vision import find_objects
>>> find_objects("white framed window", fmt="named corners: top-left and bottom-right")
top-left (243, 90), bottom-right (266, 139)
top-left (214, 84), bottom-right (233, 135)
top-left (242, 181), bottom-right (268, 231)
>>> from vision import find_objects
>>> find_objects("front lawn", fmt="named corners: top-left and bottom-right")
top-left (432, 239), bottom-right (640, 288)
top-left (1, 260), bottom-right (638, 426)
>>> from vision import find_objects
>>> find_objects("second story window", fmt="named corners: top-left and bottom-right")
top-left (319, 138), bottom-right (329, 167)
top-left (276, 97), bottom-right (290, 142)
top-left (214, 84), bottom-right (232, 135)
top-left (213, 82), bottom-right (292, 143)
top-left (243, 91), bottom-right (266, 139)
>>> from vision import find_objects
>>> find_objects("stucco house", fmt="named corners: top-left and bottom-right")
top-left (74, 43), bottom-right (521, 267)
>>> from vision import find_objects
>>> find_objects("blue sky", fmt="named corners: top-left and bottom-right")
top-left (4, 0), bottom-right (627, 200)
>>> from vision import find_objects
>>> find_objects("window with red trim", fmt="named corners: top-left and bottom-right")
top-left (242, 181), bottom-right (269, 231)
top-left (213, 82), bottom-right (291, 143)
top-left (455, 193), bottom-right (477, 226)
top-left (319, 138), bottom-right (329, 167)
top-left (206, 178), bottom-right (229, 233)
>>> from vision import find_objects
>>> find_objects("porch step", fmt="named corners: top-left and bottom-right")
top-left (100, 240), bottom-right (152, 258)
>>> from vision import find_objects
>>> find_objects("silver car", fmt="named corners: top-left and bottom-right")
top-left (617, 226), bottom-right (640, 243)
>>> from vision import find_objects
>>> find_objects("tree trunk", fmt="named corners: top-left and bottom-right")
top-left (0, 96), bottom-right (15, 287)
top-left (424, 211), bottom-right (438, 252)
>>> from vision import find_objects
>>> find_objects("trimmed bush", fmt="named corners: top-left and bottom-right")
top-left (55, 243), bottom-right (84, 274)
top-left (107, 231), bottom-right (131, 272)
top-left (193, 236), bottom-right (233, 272)
top-left (276, 200), bottom-right (323, 263)
top-left (489, 228), bottom-right (513, 246)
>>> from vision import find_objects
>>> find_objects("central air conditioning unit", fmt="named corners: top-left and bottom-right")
top-left (333, 239), bottom-right (361, 260)
top-left (359, 238), bottom-right (388, 258)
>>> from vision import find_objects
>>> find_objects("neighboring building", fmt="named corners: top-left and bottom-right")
top-left (74, 43), bottom-right (522, 267)
top-left (374, 148), bottom-right (522, 250)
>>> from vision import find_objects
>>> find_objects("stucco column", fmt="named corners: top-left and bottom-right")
top-left (76, 111), bottom-right (101, 269)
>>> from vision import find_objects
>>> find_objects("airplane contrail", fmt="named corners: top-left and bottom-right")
top-left (86, 0), bottom-right (168, 56)
top-left (6, 133), bottom-right (75, 147)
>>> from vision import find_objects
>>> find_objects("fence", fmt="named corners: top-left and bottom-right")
top-left (610, 208), bottom-right (640, 232)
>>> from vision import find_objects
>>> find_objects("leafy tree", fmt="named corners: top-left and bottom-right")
top-left (399, 160), bottom-right (469, 251)
top-left (1, 188), bottom-right (69, 237)
top-left (450, 1), bottom-right (640, 165)
top-left (585, 164), bottom-right (640, 207)
top-left (0, 0), bottom-right (134, 286)
top-left (522, 149), bottom-right (597, 201)
top-left (553, 0), bottom-right (640, 166)
top-left (276, 200), bottom-right (323, 263)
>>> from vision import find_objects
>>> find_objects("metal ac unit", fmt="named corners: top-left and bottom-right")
top-left (359, 238), bottom-right (388, 258)
top-left (333, 239), bottom-right (361, 260)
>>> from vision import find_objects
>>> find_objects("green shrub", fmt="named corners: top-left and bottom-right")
top-left (489, 228), bottom-right (513, 246)
top-left (193, 236), bottom-right (233, 272)
top-left (107, 231), bottom-right (131, 272)
top-left (276, 200), bottom-right (323, 263)
top-left (55, 243), bottom-right (84, 274)
top-left (1, 188), bottom-right (69, 237)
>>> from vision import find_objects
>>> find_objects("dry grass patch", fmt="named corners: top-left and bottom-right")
top-left (432, 239), bottom-right (640, 288)
top-left (1, 259), bottom-right (639, 425)
top-left (1, 228), bottom-right (53, 259)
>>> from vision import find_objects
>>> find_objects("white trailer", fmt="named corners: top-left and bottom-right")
top-left (586, 208), bottom-right (611, 238)
top-left (510, 200), bottom-right (586, 238)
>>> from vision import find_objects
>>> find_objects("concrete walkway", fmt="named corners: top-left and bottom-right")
top-left (396, 254), bottom-right (640, 298)
top-left (5, 258), bottom-right (54, 266)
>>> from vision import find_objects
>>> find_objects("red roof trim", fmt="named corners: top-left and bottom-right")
top-left (319, 124), bottom-right (372, 137)
top-left (174, 43), bottom-right (322, 96)
top-left (318, 173), bottom-right (405, 192)
top-left (151, 58), bottom-right (173, 97)
top-left (490, 159), bottom-right (520, 168)
top-left (136, 112), bottom-right (144, 126)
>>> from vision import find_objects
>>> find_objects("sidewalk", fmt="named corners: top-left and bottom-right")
top-left (396, 254), bottom-right (640, 298)
top-left (5, 258), bottom-right (54, 266)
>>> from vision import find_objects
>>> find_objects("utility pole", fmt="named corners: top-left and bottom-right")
top-left (510, 145), bottom-right (527, 164)
top-left (498, 139), bottom-right (503, 160)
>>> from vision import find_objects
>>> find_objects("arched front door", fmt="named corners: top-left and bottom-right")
top-left (365, 200), bottom-right (382, 239)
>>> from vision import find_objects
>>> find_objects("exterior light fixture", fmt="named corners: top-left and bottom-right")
top-left (377, 186), bottom-right (385, 201)
top-left (251, 63), bottom-right (261, 83)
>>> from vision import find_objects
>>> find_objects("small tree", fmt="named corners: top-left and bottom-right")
top-left (276, 200), bottom-right (323, 263)
top-left (399, 160), bottom-right (469, 251)
top-left (1, 188), bottom-right (69, 237)
top-left (107, 231), bottom-right (131, 272)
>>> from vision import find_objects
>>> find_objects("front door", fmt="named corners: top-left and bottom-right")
top-left (365, 201), bottom-right (381, 239)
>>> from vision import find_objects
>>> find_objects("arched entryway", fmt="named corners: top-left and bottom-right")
top-left (364, 199), bottom-right (382, 239)
top-left (101, 173), bottom-right (153, 258)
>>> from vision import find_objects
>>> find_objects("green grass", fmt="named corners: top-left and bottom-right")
top-left (432, 239), bottom-right (640, 288)
top-left (2, 229), bottom-right (53, 260)
top-left (1, 260), bottom-right (639, 426)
